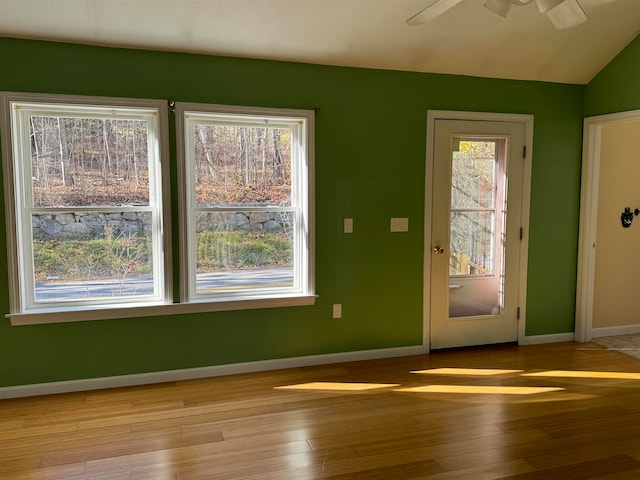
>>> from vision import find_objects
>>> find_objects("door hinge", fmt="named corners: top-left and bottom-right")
top-left (523, 145), bottom-right (527, 159)
top-left (519, 227), bottom-right (523, 240)
top-left (517, 307), bottom-right (521, 320)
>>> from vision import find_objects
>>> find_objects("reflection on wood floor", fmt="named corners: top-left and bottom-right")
top-left (3, 341), bottom-right (640, 479)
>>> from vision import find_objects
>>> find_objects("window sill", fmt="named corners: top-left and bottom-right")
top-left (6, 294), bottom-right (317, 326)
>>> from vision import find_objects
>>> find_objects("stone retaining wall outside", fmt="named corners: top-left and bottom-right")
top-left (32, 211), bottom-right (291, 240)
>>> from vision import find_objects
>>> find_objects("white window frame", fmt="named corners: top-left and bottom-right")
top-left (176, 102), bottom-right (316, 310)
top-left (0, 93), bottom-right (173, 322)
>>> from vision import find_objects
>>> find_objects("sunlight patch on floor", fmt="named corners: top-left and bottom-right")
top-left (274, 367), bottom-right (640, 397)
top-left (275, 382), bottom-right (400, 391)
top-left (412, 368), bottom-right (523, 376)
top-left (522, 370), bottom-right (640, 380)
top-left (395, 385), bottom-right (565, 395)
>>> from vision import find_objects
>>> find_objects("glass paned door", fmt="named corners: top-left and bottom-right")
top-left (430, 119), bottom-right (525, 350)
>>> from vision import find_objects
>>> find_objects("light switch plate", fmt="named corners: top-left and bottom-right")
top-left (344, 218), bottom-right (353, 234)
top-left (333, 304), bottom-right (342, 319)
top-left (390, 217), bottom-right (409, 232)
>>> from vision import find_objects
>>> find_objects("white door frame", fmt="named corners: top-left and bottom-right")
top-left (423, 110), bottom-right (534, 353)
top-left (575, 109), bottom-right (640, 342)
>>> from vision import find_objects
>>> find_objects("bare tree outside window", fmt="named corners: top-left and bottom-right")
top-left (30, 116), bottom-right (149, 207)
top-left (193, 125), bottom-right (291, 207)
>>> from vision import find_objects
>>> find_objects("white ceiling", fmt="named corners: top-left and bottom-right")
top-left (1, 0), bottom-right (639, 84)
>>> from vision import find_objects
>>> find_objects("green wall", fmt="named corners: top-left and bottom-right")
top-left (585, 34), bottom-right (640, 117)
top-left (0, 38), bottom-right (584, 388)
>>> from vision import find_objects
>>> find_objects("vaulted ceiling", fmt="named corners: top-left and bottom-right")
top-left (1, 0), bottom-right (639, 84)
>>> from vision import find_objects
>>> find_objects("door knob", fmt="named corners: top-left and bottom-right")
top-left (433, 245), bottom-right (444, 254)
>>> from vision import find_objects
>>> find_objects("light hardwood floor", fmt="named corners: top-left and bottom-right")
top-left (4, 342), bottom-right (640, 479)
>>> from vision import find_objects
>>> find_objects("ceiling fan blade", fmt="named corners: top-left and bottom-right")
top-left (546, 0), bottom-right (587, 29)
top-left (406, 0), bottom-right (465, 25)
top-left (485, 0), bottom-right (513, 18)
top-left (536, 0), bottom-right (563, 14)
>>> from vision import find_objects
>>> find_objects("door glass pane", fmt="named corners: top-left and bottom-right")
top-left (449, 139), bottom-right (503, 318)
top-left (451, 141), bottom-right (495, 210)
top-left (450, 211), bottom-right (494, 275)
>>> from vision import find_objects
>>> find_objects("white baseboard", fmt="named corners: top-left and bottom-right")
top-left (519, 332), bottom-right (575, 345)
top-left (0, 345), bottom-right (424, 400)
top-left (592, 324), bottom-right (640, 338)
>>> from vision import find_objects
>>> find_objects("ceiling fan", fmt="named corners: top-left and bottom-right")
top-left (407, 0), bottom-right (587, 29)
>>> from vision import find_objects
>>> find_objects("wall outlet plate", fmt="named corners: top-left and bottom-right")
top-left (332, 304), bottom-right (342, 318)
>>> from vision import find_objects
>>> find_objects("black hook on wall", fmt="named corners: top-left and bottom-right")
top-left (621, 207), bottom-right (640, 228)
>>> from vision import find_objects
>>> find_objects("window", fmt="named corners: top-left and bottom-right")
top-left (176, 103), bottom-right (315, 307)
top-left (0, 93), bottom-right (171, 318)
top-left (0, 94), bottom-right (315, 324)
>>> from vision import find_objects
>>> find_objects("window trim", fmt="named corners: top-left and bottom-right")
top-left (0, 92), bottom-right (174, 321)
top-left (6, 294), bottom-right (317, 326)
top-left (175, 102), bottom-right (316, 308)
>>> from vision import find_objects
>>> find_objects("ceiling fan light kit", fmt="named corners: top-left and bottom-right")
top-left (408, 0), bottom-right (587, 29)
